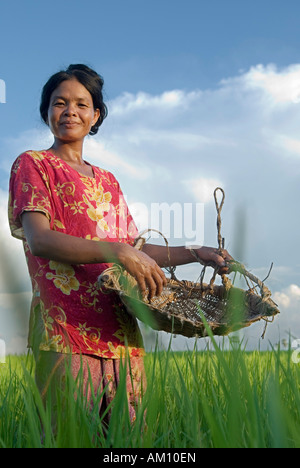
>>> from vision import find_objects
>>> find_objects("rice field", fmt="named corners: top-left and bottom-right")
top-left (1, 332), bottom-right (300, 448)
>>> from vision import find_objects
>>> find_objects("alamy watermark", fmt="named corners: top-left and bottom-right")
top-left (0, 339), bottom-right (5, 363)
top-left (95, 200), bottom-right (205, 246)
top-left (0, 79), bottom-right (6, 103)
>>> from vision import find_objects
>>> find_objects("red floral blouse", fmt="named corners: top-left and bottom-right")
top-left (8, 150), bottom-right (145, 359)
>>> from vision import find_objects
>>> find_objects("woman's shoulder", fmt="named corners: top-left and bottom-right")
top-left (93, 165), bottom-right (119, 185)
top-left (10, 150), bottom-right (54, 177)
top-left (13, 150), bottom-right (47, 165)
top-left (10, 150), bottom-right (36, 171)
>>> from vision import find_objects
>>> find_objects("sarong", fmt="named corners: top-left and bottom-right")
top-left (35, 351), bottom-right (146, 424)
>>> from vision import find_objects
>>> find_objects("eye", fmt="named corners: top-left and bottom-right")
top-left (53, 100), bottom-right (65, 107)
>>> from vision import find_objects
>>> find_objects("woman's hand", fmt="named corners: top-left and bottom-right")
top-left (190, 246), bottom-right (233, 275)
top-left (118, 244), bottom-right (167, 300)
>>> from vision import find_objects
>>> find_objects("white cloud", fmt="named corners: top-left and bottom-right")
top-left (182, 177), bottom-right (223, 203)
top-left (274, 284), bottom-right (300, 309)
top-left (241, 63), bottom-right (300, 104)
top-left (125, 128), bottom-right (212, 150)
top-left (289, 284), bottom-right (300, 297)
top-left (275, 134), bottom-right (300, 158)
top-left (84, 138), bottom-right (152, 180)
top-left (1, 128), bottom-right (53, 172)
top-left (0, 291), bottom-right (31, 354)
top-left (109, 89), bottom-right (202, 115)
top-left (273, 291), bottom-right (291, 309)
top-left (2, 62), bottom-right (300, 352)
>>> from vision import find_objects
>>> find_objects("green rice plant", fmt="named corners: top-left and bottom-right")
top-left (1, 338), bottom-right (300, 448)
top-left (0, 354), bottom-right (34, 447)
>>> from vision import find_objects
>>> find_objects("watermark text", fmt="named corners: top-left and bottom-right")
top-left (94, 199), bottom-right (205, 246)
top-left (0, 79), bottom-right (6, 103)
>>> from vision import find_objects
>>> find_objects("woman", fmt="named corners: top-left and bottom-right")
top-left (8, 64), bottom-right (231, 423)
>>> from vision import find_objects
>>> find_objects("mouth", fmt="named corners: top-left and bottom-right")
top-left (60, 121), bottom-right (80, 127)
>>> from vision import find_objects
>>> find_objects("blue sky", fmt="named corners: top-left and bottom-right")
top-left (1, 0), bottom-right (300, 353)
top-left (1, 0), bottom-right (300, 137)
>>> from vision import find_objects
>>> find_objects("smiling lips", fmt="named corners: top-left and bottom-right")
top-left (60, 121), bottom-right (80, 127)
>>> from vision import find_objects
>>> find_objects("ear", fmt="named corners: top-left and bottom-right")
top-left (92, 108), bottom-right (100, 126)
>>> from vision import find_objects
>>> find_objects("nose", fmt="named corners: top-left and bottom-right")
top-left (64, 102), bottom-right (77, 116)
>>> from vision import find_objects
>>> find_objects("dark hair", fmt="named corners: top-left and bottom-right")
top-left (40, 64), bottom-right (108, 135)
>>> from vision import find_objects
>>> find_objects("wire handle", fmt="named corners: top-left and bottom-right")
top-left (212, 187), bottom-right (272, 300)
top-left (133, 228), bottom-right (177, 279)
top-left (214, 187), bottom-right (225, 252)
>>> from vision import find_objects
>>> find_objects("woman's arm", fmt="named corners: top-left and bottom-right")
top-left (21, 211), bottom-right (167, 299)
top-left (142, 243), bottom-right (232, 274)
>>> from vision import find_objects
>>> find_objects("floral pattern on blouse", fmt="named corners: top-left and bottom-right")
top-left (8, 150), bottom-right (144, 359)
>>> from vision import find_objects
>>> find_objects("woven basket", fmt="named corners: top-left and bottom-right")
top-left (98, 189), bottom-right (280, 338)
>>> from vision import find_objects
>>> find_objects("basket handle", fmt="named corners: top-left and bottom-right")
top-left (133, 228), bottom-right (177, 279)
top-left (133, 228), bottom-right (169, 251)
top-left (214, 187), bottom-right (225, 252)
top-left (228, 261), bottom-right (272, 300)
top-left (132, 195), bottom-right (272, 301)
top-left (213, 187), bottom-right (272, 300)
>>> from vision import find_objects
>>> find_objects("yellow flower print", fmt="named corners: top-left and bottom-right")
top-left (87, 207), bottom-right (110, 232)
top-left (46, 261), bottom-right (80, 295)
top-left (54, 182), bottom-right (75, 198)
top-left (41, 308), bottom-right (54, 331)
top-left (29, 151), bottom-right (46, 162)
top-left (86, 282), bottom-right (99, 298)
top-left (53, 219), bottom-right (66, 230)
top-left (91, 186), bottom-right (112, 205)
top-left (77, 322), bottom-right (101, 350)
top-left (21, 182), bottom-right (51, 212)
top-left (80, 281), bottom-right (101, 309)
top-left (69, 200), bottom-right (85, 215)
top-left (85, 234), bottom-right (101, 241)
top-left (83, 179), bottom-right (112, 205)
top-left (53, 182), bottom-right (65, 198)
top-left (117, 195), bottom-right (128, 220)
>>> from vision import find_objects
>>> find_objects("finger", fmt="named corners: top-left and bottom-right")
top-left (152, 270), bottom-right (166, 297)
top-left (136, 276), bottom-right (147, 298)
top-left (144, 274), bottom-right (158, 301)
top-left (221, 249), bottom-right (234, 262)
top-left (210, 251), bottom-right (226, 268)
top-left (218, 266), bottom-right (229, 275)
top-left (155, 265), bottom-right (167, 286)
top-left (143, 266), bottom-right (166, 299)
top-left (135, 269), bottom-right (159, 300)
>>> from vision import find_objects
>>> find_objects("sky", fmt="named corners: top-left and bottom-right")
top-left (0, 0), bottom-right (300, 354)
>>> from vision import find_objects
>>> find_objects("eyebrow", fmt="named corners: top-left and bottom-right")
top-left (51, 95), bottom-right (90, 102)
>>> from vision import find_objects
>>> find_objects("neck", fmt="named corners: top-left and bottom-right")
top-left (48, 139), bottom-right (84, 163)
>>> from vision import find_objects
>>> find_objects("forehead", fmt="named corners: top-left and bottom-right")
top-left (50, 78), bottom-right (93, 101)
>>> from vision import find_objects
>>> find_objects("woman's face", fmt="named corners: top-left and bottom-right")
top-left (47, 78), bottom-right (100, 143)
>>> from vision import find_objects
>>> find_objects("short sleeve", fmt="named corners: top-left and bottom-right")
top-left (8, 152), bottom-right (54, 240)
top-left (107, 171), bottom-right (138, 245)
